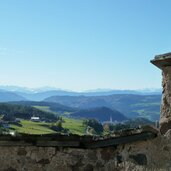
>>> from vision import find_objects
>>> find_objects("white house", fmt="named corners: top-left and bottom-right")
top-left (31, 116), bottom-right (40, 122)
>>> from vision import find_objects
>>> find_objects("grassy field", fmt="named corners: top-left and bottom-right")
top-left (62, 117), bottom-right (86, 135)
top-left (11, 120), bottom-right (56, 135)
top-left (10, 118), bottom-right (86, 135)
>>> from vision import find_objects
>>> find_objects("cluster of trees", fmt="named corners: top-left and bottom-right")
top-left (104, 118), bottom-right (154, 133)
top-left (83, 118), bottom-right (154, 135)
top-left (103, 123), bottom-right (130, 134)
top-left (50, 118), bottom-right (69, 133)
top-left (0, 124), bottom-right (11, 134)
top-left (83, 119), bottom-right (103, 135)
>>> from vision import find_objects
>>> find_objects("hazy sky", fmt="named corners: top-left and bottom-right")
top-left (0, 0), bottom-right (170, 91)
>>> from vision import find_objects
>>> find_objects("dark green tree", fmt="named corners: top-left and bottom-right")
top-left (83, 119), bottom-right (103, 134)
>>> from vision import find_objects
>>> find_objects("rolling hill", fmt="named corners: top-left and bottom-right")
top-left (70, 107), bottom-right (127, 122)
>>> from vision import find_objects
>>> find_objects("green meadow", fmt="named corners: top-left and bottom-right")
top-left (11, 120), bottom-right (55, 134)
top-left (10, 118), bottom-right (86, 135)
top-left (62, 117), bottom-right (86, 135)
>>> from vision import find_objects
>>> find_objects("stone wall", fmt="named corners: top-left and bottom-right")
top-left (160, 66), bottom-right (171, 134)
top-left (0, 133), bottom-right (171, 171)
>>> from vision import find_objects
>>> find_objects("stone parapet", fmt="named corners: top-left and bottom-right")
top-left (0, 127), bottom-right (157, 148)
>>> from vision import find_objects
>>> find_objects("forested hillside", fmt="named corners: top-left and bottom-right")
top-left (44, 94), bottom-right (161, 121)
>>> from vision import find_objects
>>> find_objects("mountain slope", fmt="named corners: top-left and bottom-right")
top-left (44, 96), bottom-right (112, 108)
top-left (70, 107), bottom-right (127, 122)
top-left (9, 101), bottom-right (76, 113)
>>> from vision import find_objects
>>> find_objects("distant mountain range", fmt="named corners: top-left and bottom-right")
top-left (0, 85), bottom-right (162, 94)
top-left (0, 85), bottom-right (162, 101)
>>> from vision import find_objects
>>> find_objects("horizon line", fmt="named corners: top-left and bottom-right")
top-left (0, 84), bottom-right (162, 93)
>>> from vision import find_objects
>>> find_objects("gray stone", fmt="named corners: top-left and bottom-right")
top-left (37, 159), bottom-right (50, 165)
top-left (4, 168), bottom-right (17, 171)
top-left (83, 164), bottom-right (94, 171)
top-left (17, 148), bottom-right (27, 156)
top-left (164, 129), bottom-right (171, 138)
top-left (129, 154), bottom-right (147, 165)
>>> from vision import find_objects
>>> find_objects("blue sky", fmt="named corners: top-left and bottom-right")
top-left (0, 0), bottom-right (170, 91)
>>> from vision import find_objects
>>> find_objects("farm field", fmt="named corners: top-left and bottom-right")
top-left (10, 118), bottom-right (86, 135)
top-left (11, 120), bottom-right (55, 134)
top-left (62, 117), bottom-right (86, 135)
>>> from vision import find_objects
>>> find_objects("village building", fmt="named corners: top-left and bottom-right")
top-left (30, 116), bottom-right (40, 122)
